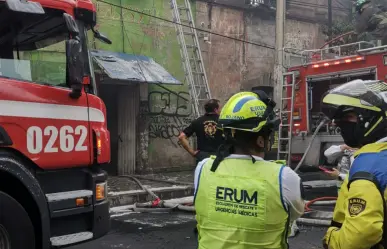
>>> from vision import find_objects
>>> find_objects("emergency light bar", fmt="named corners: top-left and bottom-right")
top-left (312, 56), bottom-right (365, 68)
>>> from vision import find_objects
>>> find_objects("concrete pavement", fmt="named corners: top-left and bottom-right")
top-left (70, 211), bottom-right (325, 249)
top-left (83, 170), bottom-right (334, 248)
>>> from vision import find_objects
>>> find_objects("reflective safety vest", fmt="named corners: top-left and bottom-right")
top-left (194, 156), bottom-right (289, 249)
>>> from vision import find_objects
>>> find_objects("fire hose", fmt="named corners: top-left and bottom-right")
top-left (291, 117), bottom-right (337, 229)
top-left (118, 175), bottom-right (195, 213)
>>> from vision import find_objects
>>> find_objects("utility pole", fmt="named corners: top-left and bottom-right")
top-left (328, 0), bottom-right (332, 41)
top-left (274, 0), bottom-right (285, 106)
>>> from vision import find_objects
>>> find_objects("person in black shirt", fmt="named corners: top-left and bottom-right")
top-left (178, 99), bottom-right (224, 164)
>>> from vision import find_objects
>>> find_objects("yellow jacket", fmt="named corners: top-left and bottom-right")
top-left (323, 143), bottom-right (387, 249)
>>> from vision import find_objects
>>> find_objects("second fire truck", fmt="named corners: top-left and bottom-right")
top-left (277, 41), bottom-right (387, 168)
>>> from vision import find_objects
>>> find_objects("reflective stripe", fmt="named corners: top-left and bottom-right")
top-left (0, 100), bottom-right (105, 122)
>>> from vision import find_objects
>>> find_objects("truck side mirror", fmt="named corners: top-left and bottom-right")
top-left (92, 28), bottom-right (112, 45)
top-left (66, 38), bottom-right (84, 99)
top-left (63, 13), bottom-right (84, 99)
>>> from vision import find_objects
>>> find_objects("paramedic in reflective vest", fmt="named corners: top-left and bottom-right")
top-left (194, 91), bottom-right (305, 249)
top-left (321, 79), bottom-right (387, 249)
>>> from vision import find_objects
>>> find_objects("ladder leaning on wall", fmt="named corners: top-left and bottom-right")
top-left (170, 0), bottom-right (211, 118)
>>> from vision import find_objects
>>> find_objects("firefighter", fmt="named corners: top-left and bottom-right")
top-left (355, 0), bottom-right (387, 45)
top-left (178, 99), bottom-right (224, 165)
top-left (321, 79), bottom-right (387, 249)
top-left (194, 91), bottom-right (305, 249)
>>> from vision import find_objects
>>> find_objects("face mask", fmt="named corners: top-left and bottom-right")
top-left (338, 121), bottom-right (362, 148)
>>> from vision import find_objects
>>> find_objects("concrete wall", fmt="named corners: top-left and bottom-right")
top-left (195, 1), bottom-right (325, 103)
top-left (91, 0), bottom-right (195, 173)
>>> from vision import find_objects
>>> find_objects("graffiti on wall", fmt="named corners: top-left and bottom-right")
top-left (147, 91), bottom-right (193, 147)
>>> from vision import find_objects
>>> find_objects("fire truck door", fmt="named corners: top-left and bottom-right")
top-left (26, 85), bottom-right (93, 169)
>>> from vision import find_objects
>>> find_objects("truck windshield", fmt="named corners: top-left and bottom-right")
top-left (0, 7), bottom-right (91, 89)
top-left (0, 40), bottom-right (68, 87)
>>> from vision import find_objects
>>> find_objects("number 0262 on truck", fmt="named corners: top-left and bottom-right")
top-left (277, 41), bottom-right (387, 168)
top-left (0, 0), bottom-right (112, 248)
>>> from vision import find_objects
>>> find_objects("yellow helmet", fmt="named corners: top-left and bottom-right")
top-left (321, 79), bottom-right (387, 147)
top-left (218, 91), bottom-right (279, 133)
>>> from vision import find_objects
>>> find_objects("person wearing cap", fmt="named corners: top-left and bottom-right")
top-left (194, 91), bottom-right (304, 249)
top-left (321, 79), bottom-right (387, 249)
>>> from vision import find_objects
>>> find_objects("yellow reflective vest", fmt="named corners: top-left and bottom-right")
top-left (195, 156), bottom-right (289, 249)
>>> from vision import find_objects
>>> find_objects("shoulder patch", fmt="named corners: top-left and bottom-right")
top-left (348, 198), bottom-right (367, 216)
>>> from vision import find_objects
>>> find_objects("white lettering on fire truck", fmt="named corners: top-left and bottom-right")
top-left (27, 125), bottom-right (88, 154)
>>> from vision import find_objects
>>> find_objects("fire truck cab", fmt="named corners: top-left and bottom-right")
top-left (278, 41), bottom-right (387, 168)
top-left (0, 0), bottom-right (111, 248)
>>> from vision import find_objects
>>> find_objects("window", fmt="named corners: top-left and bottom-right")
top-left (0, 41), bottom-right (67, 88)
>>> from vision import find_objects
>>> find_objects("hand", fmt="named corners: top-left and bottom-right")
top-left (340, 144), bottom-right (357, 151)
top-left (192, 150), bottom-right (199, 157)
top-left (324, 168), bottom-right (340, 178)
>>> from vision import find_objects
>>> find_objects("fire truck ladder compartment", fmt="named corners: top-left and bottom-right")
top-left (170, 0), bottom-right (211, 118)
top-left (277, 71), bottom-right (298, 167)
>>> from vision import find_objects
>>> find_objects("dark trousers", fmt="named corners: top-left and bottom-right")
top-left (195, 151), bottom-right (214, 165)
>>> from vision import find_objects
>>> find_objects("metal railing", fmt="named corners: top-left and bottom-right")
top-left (282, 41), bottom-right (376, 68)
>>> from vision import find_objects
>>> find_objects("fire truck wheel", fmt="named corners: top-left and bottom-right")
top-left (0, 191), bottom-right (35, 249)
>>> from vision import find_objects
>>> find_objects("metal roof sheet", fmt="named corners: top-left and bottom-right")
top-left (91, 50), bottom-right (181, 85)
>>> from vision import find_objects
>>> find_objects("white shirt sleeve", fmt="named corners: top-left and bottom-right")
top-left (324, 145), bottom-right (343, 164)
top-left (338, 173), bottom-right (347, 181)
top-left (281, 166), bottom-right (305, 222)
top-left (194, 158), bottom-right (209, 196)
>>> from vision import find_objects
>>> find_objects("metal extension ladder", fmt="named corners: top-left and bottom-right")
top-left (277, 71), bottom-right (297, 167)
top-left (170, 0), bottom-right (211, 118)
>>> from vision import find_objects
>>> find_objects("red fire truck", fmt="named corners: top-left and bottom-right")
top-left (0, 0), bottom-right (111, 248)
top-left (278, 41), bottom-right (387, 168)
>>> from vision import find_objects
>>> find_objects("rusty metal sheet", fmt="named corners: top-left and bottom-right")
top-left (91, 50), bottom-right (181, 85)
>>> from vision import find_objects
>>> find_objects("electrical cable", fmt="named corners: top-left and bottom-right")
top-left (96, 0), bottom-right (275, 50)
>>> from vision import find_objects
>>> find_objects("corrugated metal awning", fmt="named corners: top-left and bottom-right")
top-left (91, 50), bottom-right (182, 85)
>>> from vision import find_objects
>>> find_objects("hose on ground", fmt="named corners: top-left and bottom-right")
top-left (131, 174), bottom-right (194, 187)
top-left (117, 176), bottom-right (336, 225)
top-left (305, 197), bottom-right (337, 212)
top-left (296, 218), bottom-right (331, 226)
top-left (119, 175), bottom-right (195, 212)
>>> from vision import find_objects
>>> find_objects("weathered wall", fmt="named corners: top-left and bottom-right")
top-left (93, 0), bottom-right (195, 173)
top-left (195, 1), bottom-right (325, 103)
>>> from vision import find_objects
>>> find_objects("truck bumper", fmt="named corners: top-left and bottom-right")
top-left (37, 167), bottom-right (110, 247)
top-left (93, 193), bottom-right (110, 239)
